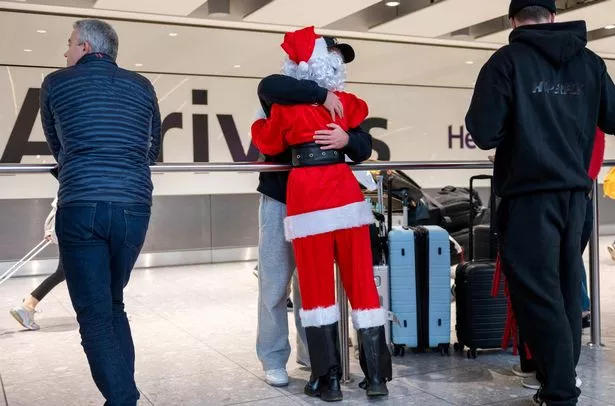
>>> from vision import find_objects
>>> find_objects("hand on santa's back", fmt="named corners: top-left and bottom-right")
top-left (314, 123), bottom-right (349, 150)
top-left (323, 91), bottom-right (343, 121)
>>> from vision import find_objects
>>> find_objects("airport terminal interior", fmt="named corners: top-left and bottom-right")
top-left (2, 0), bottom-right (615, 405)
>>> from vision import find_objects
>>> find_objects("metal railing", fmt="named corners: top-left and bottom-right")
top-left (0, 159), bottom-right (611, 379)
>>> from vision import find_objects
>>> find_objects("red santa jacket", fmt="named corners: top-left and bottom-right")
top-left (251, 91), bottom-right (374, 241)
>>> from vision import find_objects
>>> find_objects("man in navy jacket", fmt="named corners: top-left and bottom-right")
top-left (41, 19), bottom-right (160, 406)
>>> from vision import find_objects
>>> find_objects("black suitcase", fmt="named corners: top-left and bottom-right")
top-left (450, 223), bottom-right (497, 266)
top-left (453, 175), bottom-right (508, 359)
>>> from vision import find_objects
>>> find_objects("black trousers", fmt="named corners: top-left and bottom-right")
top-left (519, 196), bottom-right (593, 374)
top-left (498, 191), bottom-right (585, 405)
top-left (31, 257), bottom-right (65, 301)
top-left (518, 332), bottom-right (536, 373)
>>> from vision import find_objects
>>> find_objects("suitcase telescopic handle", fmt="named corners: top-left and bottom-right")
top-left (387, 175), bottom-right (393, 232)
top-left (468, 174), bottom-right (494, 261)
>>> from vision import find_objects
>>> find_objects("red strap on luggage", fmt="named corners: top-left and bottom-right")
top-left (493, 252), bottom-right (520, 355)
top-left (492, 252), bottom-right (533, 359)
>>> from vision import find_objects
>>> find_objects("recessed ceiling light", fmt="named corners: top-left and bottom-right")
top-left (23, 49), bottom-right (32, 52)
top-left (465, 60), bottom-right (474, 65)
top-left (135, 63), bottom-right (143, 67)
top-left (233, 64), bottom-right (241, 68)
top-left (606, 25), bottom-right (615, 30)
top-left (169, 32), bottom-right (178, 37)
top-left (36, 29), bottom-right (47, 34)
top-left (385, 1), bottom-right (400, 6)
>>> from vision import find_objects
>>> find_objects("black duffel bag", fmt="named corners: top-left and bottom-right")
top-left (419, 186), bottom-right (484, 233)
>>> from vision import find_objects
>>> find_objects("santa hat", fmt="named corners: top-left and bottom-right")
top-left (281, 26), bottom-right (328, 72)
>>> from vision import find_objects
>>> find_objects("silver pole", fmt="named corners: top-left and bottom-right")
top-left (376, 175), bottom-right (385, 214)
top-left (3, 160), bottom-right (615, 174)
top-left (589, 180), bottom-right (603, 347)
top-left (336, 264), bottom-right (351, 383)
top-left (0, 160), bottom-right (501, 174)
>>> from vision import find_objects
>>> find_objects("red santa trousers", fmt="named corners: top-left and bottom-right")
top-left (290, 224), bottom-right (385, 330)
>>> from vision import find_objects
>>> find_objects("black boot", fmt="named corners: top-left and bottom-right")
top-left (303, 322), bottom-right (343, 402)
top-left (357, 326), bottom-right (392, 397)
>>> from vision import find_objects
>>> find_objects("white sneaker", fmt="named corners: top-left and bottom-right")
top-left (9, 305), bottom-right (40, 330)
top-left (265, 368), bottom-right (289, 387)
top-left (522, 375), bottom-right (581, 391)
top-left (522, 375), bottom-right (541, 390)
top-left (512, 364), bottom-right (535, 378)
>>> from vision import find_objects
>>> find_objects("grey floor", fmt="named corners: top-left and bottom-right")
top-left (1, 239), bottom-right (615, 406)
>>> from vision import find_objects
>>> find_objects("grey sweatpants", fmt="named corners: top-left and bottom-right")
top-left (256, 194), bottom-right (309, 371)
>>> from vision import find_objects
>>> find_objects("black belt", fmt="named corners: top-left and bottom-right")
top-left (291, 143), bottom-right (345, 167)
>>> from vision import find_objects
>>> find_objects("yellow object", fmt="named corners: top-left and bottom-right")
top-left (604, 167), bottom-right (615, 200)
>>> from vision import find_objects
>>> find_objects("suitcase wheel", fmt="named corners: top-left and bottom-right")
top-left (438, 344), bottom-right (450, 356)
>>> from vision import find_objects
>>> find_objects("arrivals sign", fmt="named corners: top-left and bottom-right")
top-left (9, 66), bottom-right (602, 198)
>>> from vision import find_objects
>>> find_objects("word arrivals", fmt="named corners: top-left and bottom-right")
top-left (0, 89), bottom-right (391, 164)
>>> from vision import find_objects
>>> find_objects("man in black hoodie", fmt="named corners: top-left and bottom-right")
top-left (254, 36), bottom-right (373, 389)
top-left (466, 1), bottom-right (615, 404)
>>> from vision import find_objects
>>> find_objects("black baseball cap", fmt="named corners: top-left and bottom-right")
top-left (323, 36), bottom-right (355, 64)
top-left (509, 0), bottom-right (556, 18)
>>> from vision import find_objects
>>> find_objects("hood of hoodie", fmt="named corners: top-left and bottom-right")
top-left (509, 21), bottom-right (587, 67)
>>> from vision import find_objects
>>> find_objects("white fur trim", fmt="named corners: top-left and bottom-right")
top-left (254, 107), bottom-right (267, 120)
top-left (310, 37), bottom-right (328, 62)
top-left (284, 201), bottom-right (374, 241)
top-left (352, 308), bottom-right (387, 329)
top-left (300, 305), bottom-right (339, 327)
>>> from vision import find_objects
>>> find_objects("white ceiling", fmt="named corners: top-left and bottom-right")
top-left (1, 0), bottom-right (615, 88)
top-left (94, 0), bottom-right (208, 17)
top-left (371, 0), bottom-right (510, 38)
top-left (477, 29), bottom-right (511, 44)
top-left (480, 1), bottom-right (615, 46)
top-left (244, 0), bottom-right (382, 28)
top-left (0, 0), bottom-right (614, 51)
top-left (0, 10), bottom-right (498, 88)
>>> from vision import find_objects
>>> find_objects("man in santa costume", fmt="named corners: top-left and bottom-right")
top-left (251, 26), bottom-right (392, 402)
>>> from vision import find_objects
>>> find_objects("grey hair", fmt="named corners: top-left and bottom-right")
top-left (73, 19), bottom-right (119, 60)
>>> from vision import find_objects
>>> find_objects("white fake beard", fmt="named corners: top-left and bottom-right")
top-left (281, 52), bottom-right (347, 92)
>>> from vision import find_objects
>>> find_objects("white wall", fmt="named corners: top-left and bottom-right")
top-left (2, 66), bottom-right (615, 199)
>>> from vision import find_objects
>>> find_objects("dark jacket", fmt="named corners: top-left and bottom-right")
top-left (40, 53), bottom-right (161, 206)
top-left (256, 74), bottom-right (373, 203)
top-left (466, 21), bottom-right (615, 198)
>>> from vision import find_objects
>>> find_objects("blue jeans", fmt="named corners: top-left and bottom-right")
top-left (56, 201), bottom-right (150, 406)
